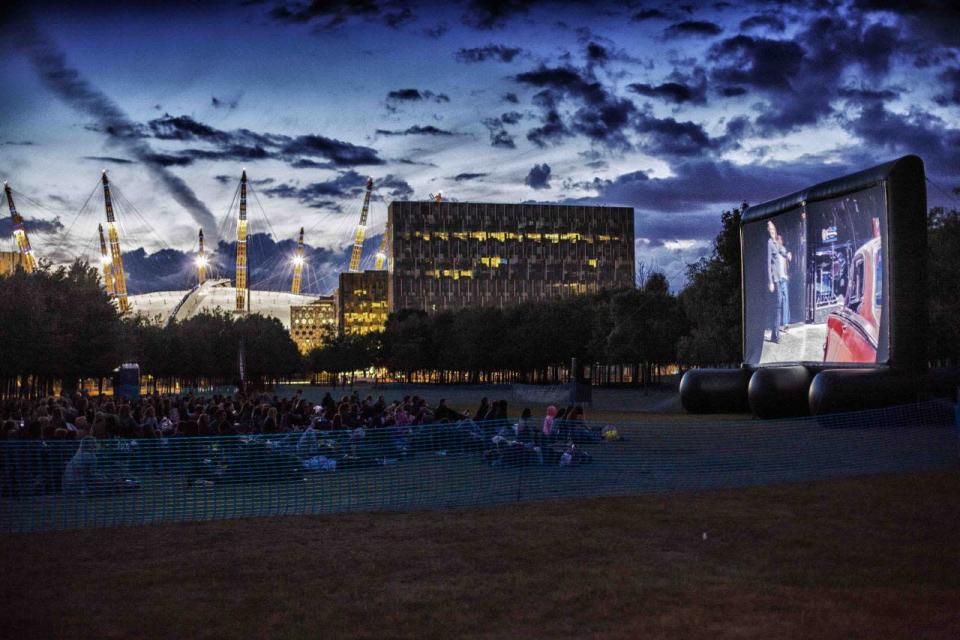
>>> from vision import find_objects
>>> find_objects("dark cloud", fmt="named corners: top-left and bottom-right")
top-left (82, 155), bottom-right (134, 165)
top-left (634, 112), bottom-right (719, 157)
top-left (267, 0), bottom-right (395, 30)
top-left (147, 114), bottom-right (230, 143)
top-left (719, 86), bottom-right (747, 97)
top-left (452, 172), bottom-right (488, 181)
top-left (569, 158), bottom-right (837, 217)
top-left (279, 135), bottom-right (384, 166)
top-left (708, 35), bottom-right (805, 91)
top-left (739, 15), bottom-right (786, 32)
top-left (2, 141), bottom-right (35, 146)
top-left (376, 174), bottom-right (414, 198)
top-left (482, 117), bottom-right (516, 148)
top-left (386, 88), bottom-right (450, 103)
top-left (424, 22), bottom-right (449, 38)
top-left (631, 9), bottom-right (668, 22)
top-left (845, 103), bottom-right (960, 175)
top-left (18, 26), bottom-right (218, 238)
top-left (628, 80), bottom-right (705, 104)
top-left (499, 111), bottom-right (522, 125)
top-left (514, 66), bottom-right (635, 150)
top-left (290, 158), bottom-right (337, 170)
top-left (934, 67), bottom-right (960, 106)
top-left (502, 92), bottom-right (519, 103)
top-left (456, 44), bottom-right (523, 63)
top-left (664, 20), bottom-right (723, 38)
top-left (708, 16), bottom-right (902, 135)
top-left (586, 42), bottom-right (608, 62)
top-left (462, 0), bottom-right (535, 30)
top-left (143, 153), bottom-right (195, 167)
top-left (524, 163), bottom-right (551, 189)
top-left (211, 94), bottom-right (240, 109)
top-left (375, 125), bottom-right (459, 136)
top-left (837, 86), bottom-right (901, 103)
top-left (264, 170), bottom-right (412, 205)
top-left (384, 7), bottom-right (415, 28)
top-left (0, 215), bottom-right (64, 239)
top-left (120, 233), bottom-right (348, 295)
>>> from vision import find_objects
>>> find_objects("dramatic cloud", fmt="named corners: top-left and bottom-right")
top-left (708, 16), bottom-right (902, 135)
top-left (18, 26), bottom-right (218, 237)
top-left (264, 171), bottom-right (413, 206)
top-left (631, 9), bottom-right (668, 22)
top-left (121, 233), bottom-right (351, 295)
top-left (82, 155), bottom-right (134, 165)
top-left (628, 75), bottom-right (707, 104)
top-left (452, 172), bottom-right (488, 181)
top-left (211, 94), bottom-right (240, 110)
top-left (462, 0), bottom-right (535, 30)
top-left (385, 88), bottom-right (450, 111)
top-left (375, 125), bottom-right (460, 136)
top-left (739, 15), bottom-right (786, 32)
top-left (279, 135), bottom-right (384, 166)
top-left (664, 20), bottom-right (724, 38)
top-left (267, 0), bottom-right (401, 31)
top-left (455, 44), bottom-right (523, 63)
top-left (502, 92), bottom-right (519, 103)
top-left (525, 163), bottom-right (551, 189)
top-left (934, 67), bottom-right (960, 106)
top-left (482, 117), bottom-right (516, 148)
top-left (0, 215), bottom-right (65, 238)
top-left (515, 65), bottom-right (636, 150)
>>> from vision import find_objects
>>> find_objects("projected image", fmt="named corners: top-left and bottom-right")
top-left (743, 185), bottom-right (888, 366)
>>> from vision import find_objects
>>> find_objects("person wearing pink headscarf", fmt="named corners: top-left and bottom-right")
top-left (542, 405), bottom-right (557, 438)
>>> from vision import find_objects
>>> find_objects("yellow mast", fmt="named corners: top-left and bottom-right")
top-left (234, 170), bottom-right (248, 313)
top-left (97, 223), bottom-right (115, 295)
top-left (374, 225), bottom-right (389, 270)
top-left (349, 177), bottom-right (374, 272)
top-left (291, 226), bottom-right (305, 294)
top-left (4, 182), bottom-right (38, 272)
top-left (196, 228), bottom-right (207, 285)
top-left (101, 172), bottom-right (129, 314)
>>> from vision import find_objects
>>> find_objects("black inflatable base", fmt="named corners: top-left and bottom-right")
top-left (748, 365), bottom-right (812, 418)
top-left (679, 368), bottom-right (751, 414)
top-left (681, 366), bottom-right (927, 418)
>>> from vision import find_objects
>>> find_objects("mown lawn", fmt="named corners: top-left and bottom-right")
top-left (2, 471), bottom-right (959, 639)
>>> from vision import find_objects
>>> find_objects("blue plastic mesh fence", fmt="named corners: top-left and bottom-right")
top-left (1, 401), bottom-right (957, 532)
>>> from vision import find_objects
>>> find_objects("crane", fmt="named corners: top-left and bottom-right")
top-left (291, 226), bottom-right (305, 294)
top-left (196, 228), bottom-right (208, 285)
top-left (97, 223), bottom-right (115, 295)
top-left (235, 170), bottom-right (248, 313)
top-left (348, 177), bottom-right (374, 273)
top-left (3, 182), bottom-right (38, 272)
top-left (101, 172), bottom-right (129, 314)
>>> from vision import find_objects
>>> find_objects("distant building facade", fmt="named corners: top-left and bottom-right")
top-left (289, 296), bottom-right (337, 353)
top-left (0, 251), bottom-right (29, 276)
top-left (388, 201), bottom-right (635, 312)
top-left (337, 270), bottom-right (389, 335)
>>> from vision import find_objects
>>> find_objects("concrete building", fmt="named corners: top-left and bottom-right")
top-left (0, 251), bottom-right (29, 276)
top-left (388, 201), bottom-right (635, 312)
top-left (289, 296), bottom-right (337, 354)
top-left (337, 270), bottom-right (389, 335)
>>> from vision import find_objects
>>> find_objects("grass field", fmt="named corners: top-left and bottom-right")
top-left (3, 470), bottom-right (959, 639)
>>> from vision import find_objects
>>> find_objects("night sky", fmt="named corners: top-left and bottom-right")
top-left (1, 0), bottom-right (958, 293)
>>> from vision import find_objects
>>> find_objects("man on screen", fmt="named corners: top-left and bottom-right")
top-left (766, 221), bottom-right (792, 343)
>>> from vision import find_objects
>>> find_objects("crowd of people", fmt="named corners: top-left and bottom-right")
top-left (1, 389), bottom-right (610, 499)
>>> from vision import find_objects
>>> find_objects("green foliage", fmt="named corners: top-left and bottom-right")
top-left (677, 205), bottom-right (744, 366)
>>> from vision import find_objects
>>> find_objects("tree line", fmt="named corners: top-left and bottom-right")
top-left (1, 204), bottom-right (957, 395)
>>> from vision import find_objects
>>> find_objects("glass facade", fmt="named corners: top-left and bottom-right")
top-left (388, 201), bottom-right (635, 312)
top-left (289, 296), bottom-right (337, 354)
top-left (337, 271), bottom-right (389, 335)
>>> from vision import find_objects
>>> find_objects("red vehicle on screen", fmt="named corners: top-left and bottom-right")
top-left (823, 236), bottom-right (882, 363)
